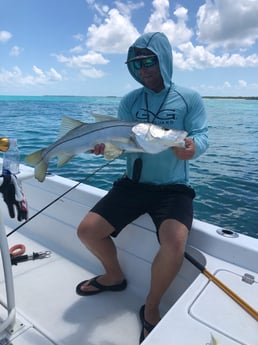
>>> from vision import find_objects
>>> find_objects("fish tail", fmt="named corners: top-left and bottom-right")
top-left (25, 148), bottom-right (45, 165)
top-left (25, 149), bottom-right (48, 182)
top-left (34, 160), bottom-right (48, 182)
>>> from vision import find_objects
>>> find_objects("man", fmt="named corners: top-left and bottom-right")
top-left (76, 32), bottom-right (208, 343)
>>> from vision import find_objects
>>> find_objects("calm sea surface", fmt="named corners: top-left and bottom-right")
top-left (0, 95), bottom-right (257, 239)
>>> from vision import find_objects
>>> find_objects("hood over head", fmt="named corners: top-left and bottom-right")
top-left (126, 32), bottom-right (173, 90)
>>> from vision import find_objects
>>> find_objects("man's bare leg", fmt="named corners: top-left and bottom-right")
top-left (77, 211), bottom-right (125, 292)
top-left (143, 219), bottom-right (188, 338)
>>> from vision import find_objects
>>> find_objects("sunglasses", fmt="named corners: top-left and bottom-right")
top-left (133, 56), bottom-right (158, 70)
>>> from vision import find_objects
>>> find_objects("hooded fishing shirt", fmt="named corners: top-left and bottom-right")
top-left (118, 32), bottom-right (208, 185)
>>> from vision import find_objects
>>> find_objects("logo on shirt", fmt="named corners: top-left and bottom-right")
top-left (136, 107), bottom-right (177, 126)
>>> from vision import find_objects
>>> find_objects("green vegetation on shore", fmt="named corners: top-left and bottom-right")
top-left (203, 96), bottom-right (258, 100)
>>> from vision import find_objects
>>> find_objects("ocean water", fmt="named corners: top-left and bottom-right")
top-left (0, 95), bottom-right (257, 239)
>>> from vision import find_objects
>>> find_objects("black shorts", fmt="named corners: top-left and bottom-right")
top-left (90, 177), bottom-right (195, 238)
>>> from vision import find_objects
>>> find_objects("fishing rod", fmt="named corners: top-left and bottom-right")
top-left (7, 157), bottom-right (118, 238)
top-left (184, 252), bottom-right (258, 321)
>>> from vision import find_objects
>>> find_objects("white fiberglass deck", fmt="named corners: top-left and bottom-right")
top-left (1, 229), bottom-right (142, 345)
top-left (1, 225), bottom-right (257, 345)
top-left (0, 169), bottom-right (257, 345)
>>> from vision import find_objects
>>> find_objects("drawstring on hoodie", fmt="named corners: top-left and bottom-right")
top-left (145, 84), bottom-right (172, 124)
top-left (132, 84), bottom-right (172, 182)
top-left (126, 32), bottom-right (174, 183)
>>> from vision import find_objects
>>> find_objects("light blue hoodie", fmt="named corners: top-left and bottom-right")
top-left (118, 32), bottom-right (208, 185)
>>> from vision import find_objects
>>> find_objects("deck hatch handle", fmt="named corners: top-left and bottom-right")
top-left (242, 273), bottom-right (255, 285)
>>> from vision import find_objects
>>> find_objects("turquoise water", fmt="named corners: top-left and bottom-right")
top-left (0, 95), bottom-right (257, 239)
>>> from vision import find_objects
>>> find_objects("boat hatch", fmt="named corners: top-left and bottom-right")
top-left (0, 310), bottom-right (55, 345)
top-left (2, 327), bottom-right (55, 345)
top-left (189, 269), bottom-right (258, 345)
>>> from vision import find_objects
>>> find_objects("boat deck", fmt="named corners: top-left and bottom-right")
top-left (1, 229), bottom-right (142, 345)
top-left (1, 226), bottom-right (257, 345)
top-left (0, 169), bottom-right (257, 345)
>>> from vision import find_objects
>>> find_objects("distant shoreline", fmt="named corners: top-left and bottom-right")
top-left (0, 95), bottom-right (257, 100)
top-left (202, 96), bottom-right (258, 100)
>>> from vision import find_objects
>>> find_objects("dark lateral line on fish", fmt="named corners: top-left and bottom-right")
top-left (41, 122), bottom-right (136, 158)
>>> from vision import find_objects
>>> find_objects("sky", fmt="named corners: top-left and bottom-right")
top-left (1, 0), bottom-right (258, 97)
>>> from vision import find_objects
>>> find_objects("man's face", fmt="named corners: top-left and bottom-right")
top-left (134, 48), bottom-right (164, 93)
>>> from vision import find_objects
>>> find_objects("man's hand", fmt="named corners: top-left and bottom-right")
top-left (89, 143), bottom-right (105, 155)
top-left (172, 138), bottom-right (195, 160)
top-left (90, 141), bottom-right (195, 159)
top-left (0, 174), bottom-right (28, 221)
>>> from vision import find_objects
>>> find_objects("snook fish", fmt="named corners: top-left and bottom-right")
top-left (25, 114), bottom-right (187, 182)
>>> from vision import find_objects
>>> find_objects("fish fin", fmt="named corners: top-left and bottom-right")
top-left (25, 148), bottom-right (49, 182)
top-left (93, 113), bottom-right (118, 122)
top-left (25, 148), bottom-right (45, 165)
top-left (58, 116), bottom-right (85, 138)
top-left (210, 334), bottom-right (218, 345)
top-left (34, 160), bottom-right (48, 182)
top-left (104, 143), bottom-right (123, 160)
top-left (57, 154), bottom-right (75, 167)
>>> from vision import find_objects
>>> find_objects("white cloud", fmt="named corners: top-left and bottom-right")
top-left (55, 51), bottom-right (109, 68)
top-left (54, 51), bottom-right (109, 79)
top-left (174, 5), bottom-right (188, 21)
top-left (238, 79), bottom-right (247, 88)
top-left (82, 0), bottom-right (258, 71)
top-left (48, 68), bottom-right (63, 81)
top-left (174, 42), bottom-right (258, 70)
top-left (33, 65), bottom-right (45, 77)
top-left (197, 0), bottom-right (258, 50)
top-left (144, 1), bottom-right (193, 46)
top-left (86, 0), bottom-right (110, 21)
top-left (115, 0), bottom-right (144, 17)
top-left (9, 45), bottom-right (23, 57)
top-left (0, 30), bottom-right (12, 43)
top-left (80, 67), bottom-right (105, 78)
top-left (223, 81), bottom-right (231, 88)
top-left (70, 45), bottom-right (84, 54)
top-left (196, 79), bottom-right (258, 96)
top-left (73, 33), bottom-right (84, 42)
top-left (0, 66), bottom-right (62, 85)
top-left (86, 8), bottom-right (139, 53)
top-left (44, 0), bottom-right (258, 81)
top-left (84, 0), bottom-right (193, 54)
top-left (84, 0), bottom-right (143, 53)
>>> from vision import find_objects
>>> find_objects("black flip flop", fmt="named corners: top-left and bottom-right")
top-left (76, 275), bottom-right (127, 296)
top-left (139, 305), bottom-right (156, 344)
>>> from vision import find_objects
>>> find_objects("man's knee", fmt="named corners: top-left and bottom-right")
top-left (77, 216), bottom-right (93, 243)
top-left (77, 212), bottom-right (114, 243)
top-left (159, 219), bottom-right (188, 252)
